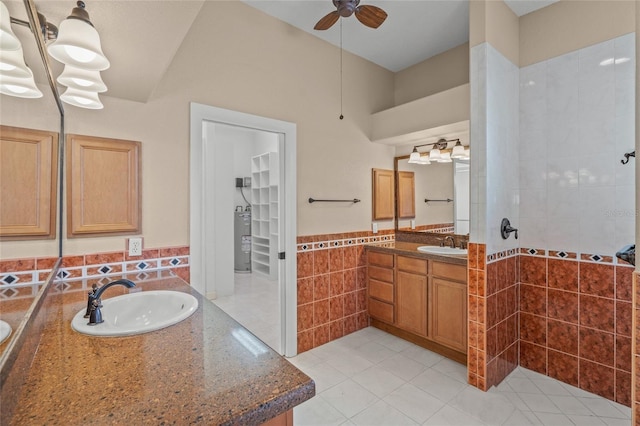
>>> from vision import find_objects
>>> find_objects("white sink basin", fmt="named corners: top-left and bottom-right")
top-left (0, 320), bottom-right (11, 344)
top-left (71, 290), bottom-right (198, 337)
top-left (417, 246), bottom-right (468, 256)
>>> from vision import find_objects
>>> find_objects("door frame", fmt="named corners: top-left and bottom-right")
top-left (189, 102), bottom-right (298, 357)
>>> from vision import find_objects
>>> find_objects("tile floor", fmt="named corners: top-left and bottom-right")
top-left (210, 272), bottom-right (281, 352)
top-left (288, 327), bottom-right (632, 426)
top-left (210, 274), bottom-right (632, 426)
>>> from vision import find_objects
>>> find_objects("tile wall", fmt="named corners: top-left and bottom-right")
top-left (0, 246), bottom-right (191, 298)
top-left (296, 230), bottom-right (394, 353)
top-left (518, 33), bottom-right (635, 255)
top-left (518, 249), bottom-right (633, 405)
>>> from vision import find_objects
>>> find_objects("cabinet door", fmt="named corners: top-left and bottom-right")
top-left (431, 278), bottom-right (467, 353)
top-left (397, 171), bottom-right (415, 219)
top-left (0, 126), bottom-right (58, 239)
top-left (67, 134), bottom-right (141, 236)
top-left (372, 168), bottom-right (394, 220)
top-left (396, 271), bottom-right (427, 336)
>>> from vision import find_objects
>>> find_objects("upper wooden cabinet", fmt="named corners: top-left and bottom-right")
top-left (372, 168), bottom-right (394, 220)
top-left (396, 171), bottom-right (415, 219)
top-left (67, 134), bottom-right (141, 237)
top-left (0, 126), bottom-right (58, 240)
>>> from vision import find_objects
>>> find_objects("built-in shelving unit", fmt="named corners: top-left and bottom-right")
top-left (251, 152), bottom-right (279, 279)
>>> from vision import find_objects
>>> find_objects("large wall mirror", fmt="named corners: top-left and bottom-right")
top-left (0, 0), bottom-right (64, 363)
top-left (394, 132), bottom-right (469, 238)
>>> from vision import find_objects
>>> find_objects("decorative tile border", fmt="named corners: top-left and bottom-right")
top-left (0, 246), bottom-right (190, 299)
top-left (488, 248), bottom-right (630, 266)
top-left (297, 232), bottom-right (395, 253)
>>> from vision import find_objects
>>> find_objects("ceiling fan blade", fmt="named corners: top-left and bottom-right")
top-left (355, 5), bottom-right (387, 29)
top-left (314, 11), bottom-right (340, 30)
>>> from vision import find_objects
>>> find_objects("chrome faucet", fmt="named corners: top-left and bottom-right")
top-left (87, 279), bottom-right (136, 325)
top-left (443, 236), bottom-right (456, 248)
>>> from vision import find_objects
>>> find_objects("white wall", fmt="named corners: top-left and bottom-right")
top-left (470, 42), bottom-right (520, 253)
top-left (519, 33), bottom-right (636, 255)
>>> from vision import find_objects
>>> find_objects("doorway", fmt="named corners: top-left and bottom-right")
top-left (189, 103), bottom-right (297, 357)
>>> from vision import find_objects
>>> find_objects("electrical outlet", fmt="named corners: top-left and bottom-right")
top-left (128, 237), bottom-right (143, 256)
top-left (372, 222), bottom-right (378, 234)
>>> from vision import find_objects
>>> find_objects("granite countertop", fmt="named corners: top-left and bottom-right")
top-left (365, 241), bottom-right (468, 266)
top-left (7, 276), bottom-right (315, 425)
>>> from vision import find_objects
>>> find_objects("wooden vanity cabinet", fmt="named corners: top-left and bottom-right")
top-left (431, 262), bottom-right (468, 353)
top-left (367, 248), bottom-right (467, 364)
top-left (367, 251), bottom-right (395, 324)
top-left (396, 256), bottom-right (427, 336)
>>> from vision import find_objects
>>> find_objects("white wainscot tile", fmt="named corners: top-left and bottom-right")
top-left (578, 113), bottom-right (615, 155)
top-left (615, 76), bottom-right (635, 117)
top-left (547, 186), bottom-right (580, 218)
top-left (545, 218), bottom-right (580, 254)
top-left (520, 159), bottom-right (547, 189)
top-left (518, 217), bottom-right (547, 250)
top-left (546, 119), bottom-right (579, 159)
top-left (579, 215), bottom-right (616, 255)
top-left (578, 186), bottom-right (616, 219)
top-left (615, 218), bottom-right (635, 251)
top-left (614, 185), bottom-right (635, 217)
top-left (578, 155), bottom-right (616, 187)
top-left (547, 156), bottom-right (579, 188)
top-left (519, 189), bottom-right (547, 218)
top-left (547, 51), bottom-right (579, 83)
top-left (615, 113), bottom-right (635, 154)
top-left (579, 39), bottom-right (615, 69)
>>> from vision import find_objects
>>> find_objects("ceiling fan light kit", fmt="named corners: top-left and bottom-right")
top-left (0, 0), bottom-right (108, 108)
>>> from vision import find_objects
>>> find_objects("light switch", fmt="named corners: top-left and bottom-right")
top-left (372, 222), bottom-right (378, 233)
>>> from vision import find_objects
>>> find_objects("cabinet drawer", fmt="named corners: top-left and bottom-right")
top-left (369, 298), bottom-right (394, 323)
top-left (369, 279), bottom-right (394, 303)
top-left (369, 265), bottom-right (394, 283)
top-left (397, 255), bottom-right (427, 275)
top-left (432, 262), bottom-right (467, 282)
top-left (368, 251), bottom-right (394, 268)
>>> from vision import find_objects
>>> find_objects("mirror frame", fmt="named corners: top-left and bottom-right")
top-left (0, 0), bottom-right (64, 378)
top-left (393, 154), bottom-right (463, 238)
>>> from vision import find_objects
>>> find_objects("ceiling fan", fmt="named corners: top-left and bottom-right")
top-left (314, 0), bottom-right (388, 30)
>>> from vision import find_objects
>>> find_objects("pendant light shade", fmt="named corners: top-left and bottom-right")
top-left (57, 64), bottom-right (106, 92)
top-left (47, 2), bottom-right (109, 71)
top-left (450, 140), bottom-right (465, 159)
top-left (408, 147), bottom-right (421, 164)
top-left (438, 151), bottom-right (452, 163)
top-left (60, 86), bottom-right (103, 109)
top-left (0, 68), bottom-right (42, 98)
top-left (429, 147), bottom-right (441, 162)
top-left (0, 46), bottom-right (32, 78)
top-left (0, 1), bottom-right (20, 51)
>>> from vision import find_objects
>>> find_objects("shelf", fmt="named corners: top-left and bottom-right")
top-left (251, 151), bottom-right (279, 280)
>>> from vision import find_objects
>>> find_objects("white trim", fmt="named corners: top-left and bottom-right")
top-left (189, 102), bottom-right (297, 357)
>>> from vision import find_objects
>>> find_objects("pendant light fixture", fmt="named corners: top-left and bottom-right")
top-left (0, 1), bottom-right (20, 51)
top-left (47, 1), bottom-right (109, 71)
top-left (450, 140), bottom-right (465, 159)
top-left (406, 138), bottom-right (469, 165)
top-left (0, 0), bottom-right (108, 108)
top-left (0, 68), bottom-right (42, 98)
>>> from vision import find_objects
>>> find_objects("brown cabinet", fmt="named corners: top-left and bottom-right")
top-left (0, 126), bottom-right (58, 240)
top-left (366, 248), bottom-right (467, 362)
top-left (367, 251), bottom-right (394, 324)
top-left (396, 171), bottom-right (415, 219)
top-left (372, 168), bottom-right (394, 220)
top-left (396, 255), bottom-right (427, 336)
top-left (67, 134), bottom-right (141, 237)
top-left (430, 262), bottom-right (467, 352)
